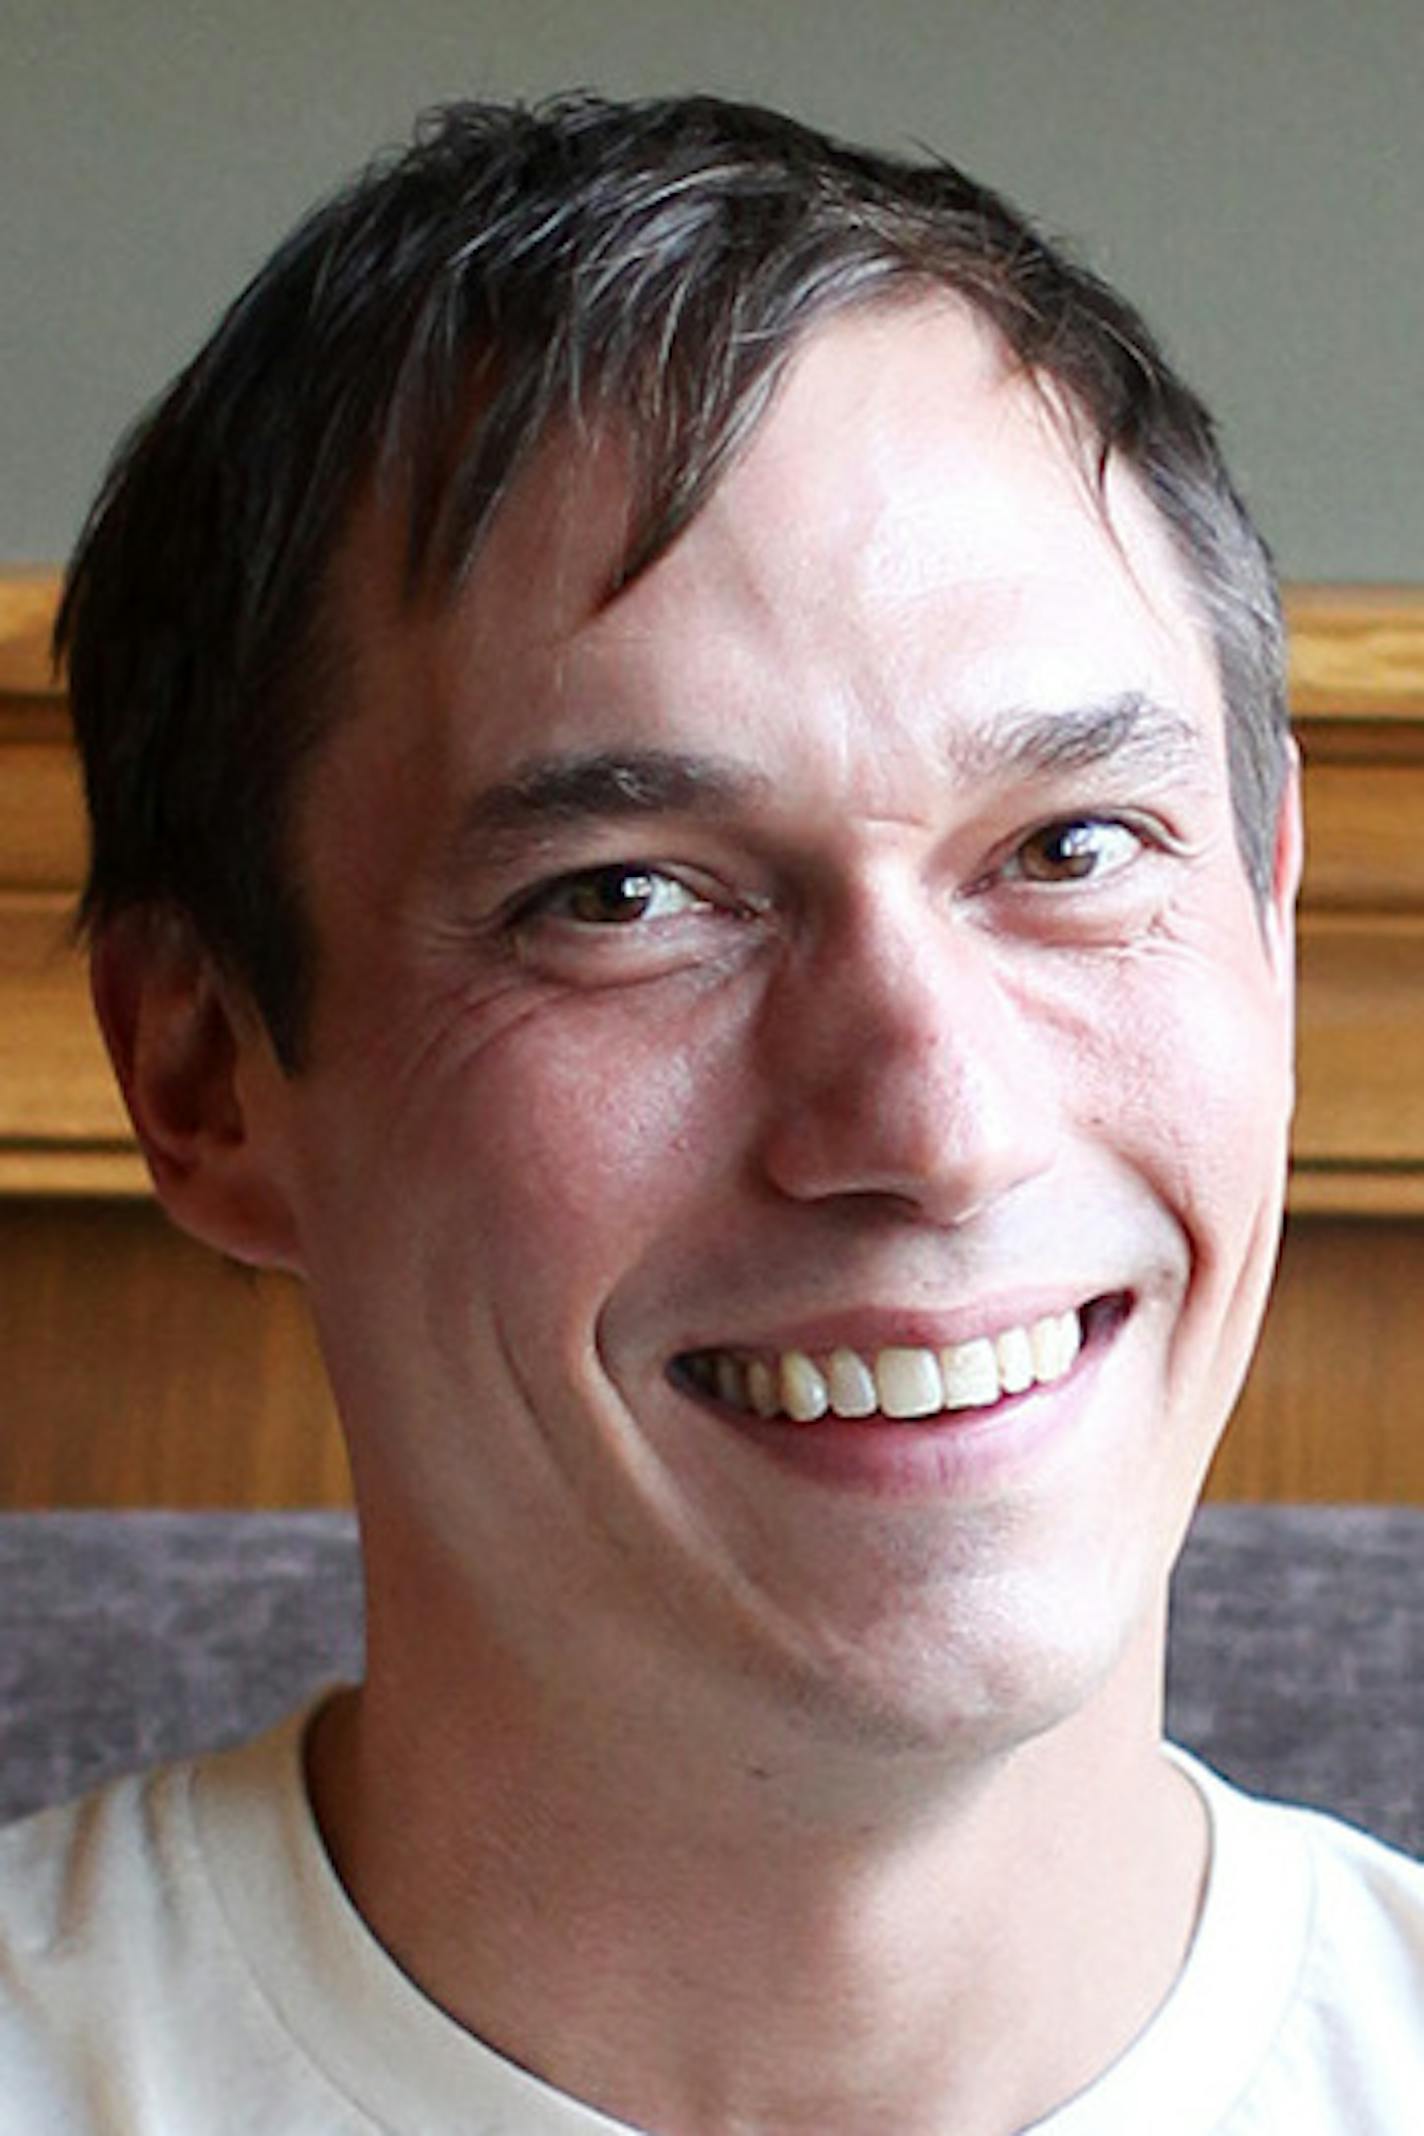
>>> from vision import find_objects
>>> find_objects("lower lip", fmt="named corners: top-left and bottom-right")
top-left (690, 1320), bottom-right (1121, 1500)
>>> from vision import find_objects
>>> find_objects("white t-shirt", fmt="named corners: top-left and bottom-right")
top-left (0, 1704), bottom-right (1420, 2133)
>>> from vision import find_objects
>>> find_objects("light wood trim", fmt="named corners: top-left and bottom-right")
top-left (1301, 759), bottom-right (1424, 908)
top-left (0, 894), bottom-right (127, 1142)
top-left (0, 1148), bottom-right (150, 1196)
top-left (1283, 585), bottom-right (1424, 719)
top-left (1287, 1167), bottom-right (1424, 1218)
top-left (0, 739), bottom-right (87, 887)
top-left (0, 571), bottom-right (62, 700)
top-left (1294, 911), bottom-right (1424, 1167)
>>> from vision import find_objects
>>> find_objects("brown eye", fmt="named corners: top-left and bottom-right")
top-left (539, 865), bottom-right (703, 926)
top-left (563, 866), bottom-right (656, 923)
top-left (1012, 819), bottom-right (1140, 884)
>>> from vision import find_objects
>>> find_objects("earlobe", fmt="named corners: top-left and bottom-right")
top-left (91, 910), bottom-right (304, 1271)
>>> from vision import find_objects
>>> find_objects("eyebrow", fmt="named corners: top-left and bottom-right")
top-left (445, 692), bottom-right (1207, 873)
top-left (445, 748), bottom-right (773, 872)
top-left (946, 692), bottom-right (1209, 784)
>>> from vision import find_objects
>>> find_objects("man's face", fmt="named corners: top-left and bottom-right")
top-left (263, 304), bottom-right (1297, 1754)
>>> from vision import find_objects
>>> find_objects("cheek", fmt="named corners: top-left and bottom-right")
top-left (420, 994), bottom-right (751, 1286)
top-left (1032, 908), bottom-right (1290, 1212)
top-left (1064, 937), bottom-right (1292, 1409)
top-left (1140, 969), bottom-right (1289, 1248)
top-left (295, 993), bottom-right (752, 1459)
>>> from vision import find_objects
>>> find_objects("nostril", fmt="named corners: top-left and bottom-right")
top-left (757, 1088), bottom-right (1057, 1230)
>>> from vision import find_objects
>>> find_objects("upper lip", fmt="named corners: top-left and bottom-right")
top-left (674, 1290), bottom-right (1123, 1359)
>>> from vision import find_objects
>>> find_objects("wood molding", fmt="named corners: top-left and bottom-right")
top-left (1284, 585), bottom-right (1424, 720)
top-left (0, 571), bottom-right (63, 702)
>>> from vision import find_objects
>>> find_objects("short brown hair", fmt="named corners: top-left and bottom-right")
top-left (58, 93), bottom-right (1288, 1068)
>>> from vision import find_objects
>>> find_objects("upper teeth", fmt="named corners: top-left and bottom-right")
top-left (686, 1311), bottom-right (1083, 1423)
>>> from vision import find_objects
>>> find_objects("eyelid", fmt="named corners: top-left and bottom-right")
top-left (975, 811), bottom-right (1163, 894)
top-left (505, 857), bottom-right (748, 931)
top-left (1014, 816), bottom-right (1141, 875)
top-left (554, 865), bottom-right (699, 923)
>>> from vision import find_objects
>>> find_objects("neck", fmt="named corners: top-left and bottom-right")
top-left (307, 1601), bottom-right (1207, 2136)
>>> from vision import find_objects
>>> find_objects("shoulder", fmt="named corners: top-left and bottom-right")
top-left (1182, 1756), bottom-right (1424, 2131)
top-left (0, 1756), bottom-right (199, 1969)
top-left (1189, 1754), bottom-right (1424, 1953)
top-left (0, 1708), bottom-right (335, 2134)
top-left (0, 1763), bottom-right (204, 2128)
top-left (1283, 1795), bottom-right (1424, 2006)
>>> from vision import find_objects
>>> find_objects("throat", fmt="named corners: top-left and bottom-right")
top-left (304, 1678), bottom-right (1206, 2136)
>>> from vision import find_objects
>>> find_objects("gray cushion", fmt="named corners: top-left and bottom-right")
top-left (1166, 1505), bottom-right (1420, 1855)
top-left (0, 1511), bottom-right (362, 1825)
top-left (0, 1507), bottom-right (1418, 1854)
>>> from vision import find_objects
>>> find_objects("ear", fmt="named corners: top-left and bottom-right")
top-left (1262, 739), bottom-right (1304, 991)
top-left (91, 910), bottom-right (304, 1271)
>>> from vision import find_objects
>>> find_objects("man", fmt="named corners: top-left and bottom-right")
top-left (2, 93), bottom-right (1420, 2133)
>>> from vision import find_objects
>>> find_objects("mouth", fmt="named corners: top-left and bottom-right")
top-left (672, 1295), bottom-right (1128, 1426)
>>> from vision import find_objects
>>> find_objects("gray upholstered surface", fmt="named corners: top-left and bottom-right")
top-left (0, 1512), bottom-right (363, 1827)
top-left (0, 1507), bottom-right (1419, 1854)
top-left (1165, 1505), bottom-right (1421, 1856)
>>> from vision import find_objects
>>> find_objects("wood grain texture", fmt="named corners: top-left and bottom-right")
top-left (0, 894), bottom-right (132, 1171)
top-left (1209, 1216), bottom-right (1424, 1503)
top-left (1302, 758), bottom-right (1424, 907)
top-left (0, 740), bottom-right (86, 887)
top-left (1284, 586), bottom-right (1424, 718)
top-left (0, 1200), bottom-right (349, 1507)
top-left (0, 573), bottom-right (62, 700)
top-left (1295, 914), bottom-right (1424, 1167)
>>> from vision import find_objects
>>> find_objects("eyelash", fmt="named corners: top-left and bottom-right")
top-left (506, 861), bottom-right (730, 933)
top-left (993, 815), bottom-right (1149, 889)
top-left (503, 813), bottom-right (1155, 950)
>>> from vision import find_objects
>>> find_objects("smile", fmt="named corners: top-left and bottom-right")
top-left (677, 1306), bottom-right (1104, 1424)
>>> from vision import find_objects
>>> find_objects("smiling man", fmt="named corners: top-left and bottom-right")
top-left (4, 94), bottom-right (1421, 2134)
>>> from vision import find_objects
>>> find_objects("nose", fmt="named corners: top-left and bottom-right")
top-left (754, 890), bottom-right (1058, 1227)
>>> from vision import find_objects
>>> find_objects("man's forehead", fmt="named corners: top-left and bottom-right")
top-left (331, 415), bottom-right (639, 677)
top-left (337, 306), bottom-right (1004, 597)
top-left (326, 301), bottom-right (1216, 769)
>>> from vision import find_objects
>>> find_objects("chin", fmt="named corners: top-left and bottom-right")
top-left (739, 1551), bottom-right (1165, 1777)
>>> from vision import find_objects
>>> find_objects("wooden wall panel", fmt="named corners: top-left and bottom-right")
top-left (3, 896), bottom-right (120, 1140)
top-left (0, 737), bottom-right (86, 888)
top-left (1303, 759), bottom-right (1424, 911)
top-left (1286, 585), bottom-right (1424, 717)
top-left (1296, 916), bottom-right (1424, 1169)
top-left (1211, 1216), bottom-right (1424, 1503)
top-left (0, 1200), bottom-right (349, 1507)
